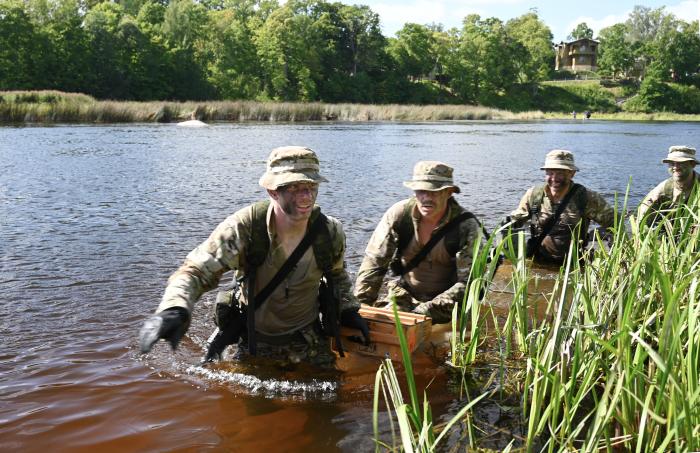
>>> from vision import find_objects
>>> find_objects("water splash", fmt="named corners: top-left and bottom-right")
top-left (185, 365), bottom-right (337, 400)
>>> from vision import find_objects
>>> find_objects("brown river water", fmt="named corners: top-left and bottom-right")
top-left (2, 120), bottom-right (700, 451)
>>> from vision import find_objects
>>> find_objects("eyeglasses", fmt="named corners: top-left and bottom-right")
top-left (279, 183), bottom-right (319, 196)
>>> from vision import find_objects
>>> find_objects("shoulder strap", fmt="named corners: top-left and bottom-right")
top-left (531, 185), bottom-right (546, 214)
top-left (395, 210), bottom-right (476, 276)
top-left (395, 199), bottom-right (416, 255)
top-left (248, 200), bottom-right (271, 268)
top-left (311, 213), bottom-right (334, 273)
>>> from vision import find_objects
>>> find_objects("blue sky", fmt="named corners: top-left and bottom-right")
top-left (340, 0), bottom-right (699, 42)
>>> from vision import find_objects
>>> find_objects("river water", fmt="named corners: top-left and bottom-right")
top-left (2, 120), bottom-right (700, 451)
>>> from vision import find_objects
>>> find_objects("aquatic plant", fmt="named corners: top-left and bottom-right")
top-left (453, 186), bottom-right (700, 450)
top-left (372, 298), bottom-right (487, 452)
top-left (0, 90), bottom-right (544, 123)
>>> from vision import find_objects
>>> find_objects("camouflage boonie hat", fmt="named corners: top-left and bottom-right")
top-left (259, 146), bottom-right (328, 190)
top-left (541, 149), bottom-right (578, 172)
top-left (662, 145), bottom-right (697, 164)
top-left (403, 161), bottom-right (460, 193)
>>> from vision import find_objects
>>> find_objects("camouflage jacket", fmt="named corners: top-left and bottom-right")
top-left (156, 202), bottom-right (358, 321)
top-left (354, 197), bottom-right (482, 309)
top-left (637, 173), bottom-right (700, 220)
top-left (510, 183), bottom-right (615, 263)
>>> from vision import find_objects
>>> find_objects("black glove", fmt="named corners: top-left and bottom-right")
top-left (340, 309), bottom-right (370, 345)
top-left (139, 307), bottom-right (191, 354)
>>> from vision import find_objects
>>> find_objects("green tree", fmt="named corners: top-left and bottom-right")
top-left (444, 14), bottom-right (520, 104)
top-left (0, 0), bottom-right (45, 89)
top-left (388, 23), bottom-right (436, 80)
top-left (254, 0), bottom-right (326, 100)
top-left (205, 0), bottom-right (265, 99)
top-left (597, 23), bottom-right (633, 79)
top-left (568, 22), bottom-right (593, 40)
top-left (506, 11), bottom-right (554, 83)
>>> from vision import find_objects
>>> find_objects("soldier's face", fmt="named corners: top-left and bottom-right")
top-left (414, 188), bottom-right (453, 220)
top-left (271, 182), bottom-right (318, 221)
top-left (544, 169), bottom-right (575, 192)
top-left (668, 161), bottom-right (695, 182)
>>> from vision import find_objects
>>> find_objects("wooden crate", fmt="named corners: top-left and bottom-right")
top-left (333, 305), bottom-right (432, 361)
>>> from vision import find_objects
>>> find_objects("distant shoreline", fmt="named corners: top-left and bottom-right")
top-left (2, 90), bottom-right (699, 124)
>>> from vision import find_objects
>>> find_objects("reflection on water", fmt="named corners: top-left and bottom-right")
top-left (2, 120), bottom-right (700, 450)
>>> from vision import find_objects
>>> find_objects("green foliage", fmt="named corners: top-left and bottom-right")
top-left (0, 0), bottom-right (695, 108)
top-left (568, 21), bottom-right (593, 40)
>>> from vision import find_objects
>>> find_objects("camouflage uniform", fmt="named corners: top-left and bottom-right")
top-left (638, 146), bottom-right (700, 222)
top-left (510, 150), bottom-right (615, 264)
top-left (354, 161), bottom-right (482, 324)
top-left (156, 147), bottom-right (358, 366)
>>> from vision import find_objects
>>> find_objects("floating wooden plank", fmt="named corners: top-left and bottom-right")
top-left (333, 305), bottom-right (432, 361)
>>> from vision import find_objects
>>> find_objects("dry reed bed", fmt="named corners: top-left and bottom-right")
top-left (0, 90), bottom-right (543, 123)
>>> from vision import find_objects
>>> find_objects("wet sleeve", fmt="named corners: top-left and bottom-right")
top-left (353, 205), bottom-right (402, 306)
top-left (585, 190), bottom-right (616, 229)
top-left (414, 217), bottom-right (483, 314)
top-left (156, 210), bottom-right (248, 314)
top-left (509, 188), bottom-right (534, 229)
top-left (326, 217), bottom-right (360, 313)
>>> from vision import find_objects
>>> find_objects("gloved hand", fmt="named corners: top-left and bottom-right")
top-left (139, 307), bottom-right (191, 354)
top-left (340, 309), bottom-right (370, 345)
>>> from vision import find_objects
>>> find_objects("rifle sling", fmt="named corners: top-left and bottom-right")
top-left (397, 211), bottom-right (476, 276)
top-left (530, 183), bottom-right (582, 253)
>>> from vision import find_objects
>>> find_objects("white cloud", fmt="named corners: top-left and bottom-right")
top-left (562, 13), bottom-right (629, 40)
top-left (666, 0), bottom-right (699, 22)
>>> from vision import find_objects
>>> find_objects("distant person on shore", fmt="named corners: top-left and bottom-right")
top-left (507, 150), bottom-right (615, 265)
top-left (138, 146), bottom-right (369, 366)
top-left (638, 145), bottom-right (699, 225)
top-left (584, 110), bottom-right (591, 119)
top-left (572, 111), bottom-right (577, 119)
top-left (354, 161), bottom-right (484, 324)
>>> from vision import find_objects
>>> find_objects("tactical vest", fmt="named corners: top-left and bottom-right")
top-left (529, 184), bottom-right (589, 253)
top-left (391, 198), bottom-right (474, 268)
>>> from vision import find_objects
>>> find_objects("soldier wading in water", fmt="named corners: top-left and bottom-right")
top-left (508, 149), bottom-right (615, 266)
top-left (354, 161), bottom-right (485, 324)
top-left (139, 146), bottom-right (369, 367)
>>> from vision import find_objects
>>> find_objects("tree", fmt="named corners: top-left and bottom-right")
top-left (597, 23), bottom-right (633, 79)
top-left (387, 23), bottom-right (436, 80)
top-left (568, 22), bottom-right (593, 40)
top-left (444, 14), bottom-right (520, 104)
top-left (506, 11), bottom-right (554, 83)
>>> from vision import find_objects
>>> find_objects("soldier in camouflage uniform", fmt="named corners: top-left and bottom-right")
top-left (138, 146), bottom-right (368, 366)
top-left (509, 149), bottom-right (615, 265)
top-left (638, 146), bottom-right (699, 223)
top-left (354, 161), bottom-right (483, 324)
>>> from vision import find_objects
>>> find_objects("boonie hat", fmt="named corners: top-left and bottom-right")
top-left (541, 149), bottom-right (578, 172)
top-left (403, 161), bottom-right (460, 193)
top-left (662, 145), bottom-right (697, 164)
top-left (259, 146), bottom-right (328, 190)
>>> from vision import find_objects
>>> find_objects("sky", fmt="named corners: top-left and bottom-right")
top-left (339, 0), bottom-right (700, 42)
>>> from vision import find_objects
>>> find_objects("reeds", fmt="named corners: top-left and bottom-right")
top-left (0, 90), bottom-right (544, 123)
top-left (377, 186), bottom-right (700, 451)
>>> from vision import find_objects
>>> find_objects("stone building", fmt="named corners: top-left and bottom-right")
top-left (555, 38), bottom-right (599, 72)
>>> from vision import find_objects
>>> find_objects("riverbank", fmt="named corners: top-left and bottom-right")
top-left (545, 111), bottom-right (700, 121)
top-left (0, 90), bottom-right (543, 123)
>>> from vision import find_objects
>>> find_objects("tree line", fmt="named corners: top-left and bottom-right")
top-left (1, 0), bottom-right (698, 107)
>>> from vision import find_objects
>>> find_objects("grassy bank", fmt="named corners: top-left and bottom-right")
top-left (545, 111), bottom-right (700, 121)
top-left (0, 90), bottom-right (543, 123)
